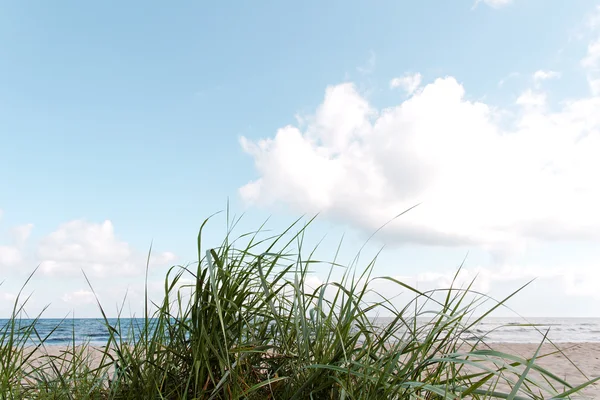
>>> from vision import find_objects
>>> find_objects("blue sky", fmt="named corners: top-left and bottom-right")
top-left (1, 0), bottom-right (600, 318)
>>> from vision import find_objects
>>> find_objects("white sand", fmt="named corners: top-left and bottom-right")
top-left (26, 343), bottom-right (600, 398)
top-left (472, 343), bottom-right (600, 399)
top-left (24, 344), bottom-right (114, 372)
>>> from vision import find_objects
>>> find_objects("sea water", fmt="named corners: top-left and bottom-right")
top-left (0, 318), bottom-right (151, 346)
top-left (373, 317), bottom-right (600, 344)
top-left (464, 317), bottom-right (600, 343)
top-left (0, 317), bottom-right (598, 346)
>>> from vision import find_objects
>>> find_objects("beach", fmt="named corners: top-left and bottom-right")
top-left (469, 342), bottom-right (600, 399)
top-left (23, 344), bottom-right (113, 375)
top-left (25, 342), bottom-right (600, 398)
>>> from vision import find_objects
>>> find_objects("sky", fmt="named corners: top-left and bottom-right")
top-left (1, 0), bottom-right (600, 318)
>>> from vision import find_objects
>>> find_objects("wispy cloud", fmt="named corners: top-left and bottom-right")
top-left (497, 72), bottom-right (519, 87)
top-left (582, 39), bottom-right (600, 69)
top-left (356, 51), bottom-right (376, 75)
top-left (473, 0), bottom-right (514, 10)
top-left (533, 70), bottom-right (561, 86)
top-left (390, 73), bottom-right (422, 95)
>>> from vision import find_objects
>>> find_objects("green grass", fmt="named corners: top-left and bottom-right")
top-left (0, 214), bottom-right (597, 399)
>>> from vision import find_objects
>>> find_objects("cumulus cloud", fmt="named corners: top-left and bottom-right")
top-left (303, 275), bottom-right (323, 293)
top-left (0, 211), bottom-right (20, 267)
top-left (37, 219), bottom-right (176, 277)
top-left (589, 77), bottom-right (600, 95)
top-left (397, 264), bottom-right (598, 297)
top-left (10, 224), bottom-right (33, 247)
top-left (0, 245), bottom-right (21, 267)
top-left (239, 72), bottom-right (600, 256)
top-left (0, 223), bottom-right (34, 268)
top-left (0, 212), bottom-right (177, 317)
top-left (390, 73), bottom-right (422, 95)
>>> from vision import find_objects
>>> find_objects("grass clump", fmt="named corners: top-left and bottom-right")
top-left (0, 214), bottom-right (597, 399)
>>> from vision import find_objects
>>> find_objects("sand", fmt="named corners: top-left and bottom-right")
top-left (24, 342), bottom-right (600, 398)
top-left (22, 344), bottom-right (115, 376)
top-left (472, 343), bottom-right (600, 399)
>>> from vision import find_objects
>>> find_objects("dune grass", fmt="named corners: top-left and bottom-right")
top-left (0, 214), bottom-right (597, 399)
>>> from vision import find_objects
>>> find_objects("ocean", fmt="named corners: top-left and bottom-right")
top-left (374, 317), bottom-right (600, 344)
top-left (462, 317), bottom-right (600, 343)
top-left (1, 317), bottom-right (598, 346)
top-left (0, 318), bottom-right (147, 346)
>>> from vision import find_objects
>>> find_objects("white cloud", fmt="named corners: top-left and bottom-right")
top-left (398, 263), bottom-right (600, 301)
top-left (581, 38), bottom-right (600, 69)
top-left (589, 77), bottom-right (600, 95)
top-left (61, 290), bottom-right (96, 305)
top-left (240, 74), bottom-right (600, 256)
top-left (0, 216), bottom-right (27, 268)
top-left (357, 51), bottom-right (376, 75)
top-left (390, 73), bottom-right (422, 95)
top-left (0, 223), bottom-right (33, 268)
top-left (533, 70), bottom-right (560, 85)
top-left (515, 89), bottom-right (546, 108)
top-left (2, 293), bottom-right (17, 302)
top-left (0, 217), bottom-right (177, 316)
top-left (498, 72), bottom-right (519, 87)
top-left (485, 0), bottom-right (513, 7)
top-left (380, 263), bottom-right (600, 318)
top-left (395, 266), bottom-right (535, 295)
top-left (37, 219), bottom-right (176, 278)
top-left (581, 8), bottom-right (600, 99)
top-left (154, 251), bottom-right (177, 264)
top-left (10, 224), bottom-right (33, 247)
top-left (587, 6), bottom-right (600, 31)
top-left (474, 0), bottom-right (513, 9)
top-left (303, 275), bottom-right (323, 292)
top-left (582, 8), bottom-right (600, 96)
top-left (0, 245), bottom-right (21, 267)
